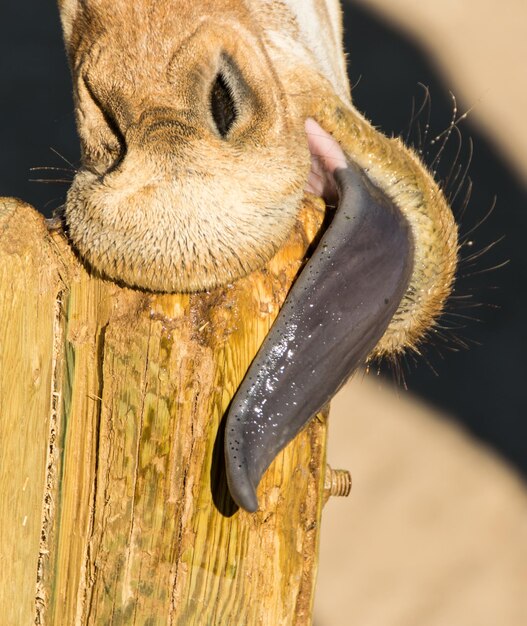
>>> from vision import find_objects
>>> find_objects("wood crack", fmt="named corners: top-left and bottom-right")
top-left (34, 290), bottom-right (66, 625)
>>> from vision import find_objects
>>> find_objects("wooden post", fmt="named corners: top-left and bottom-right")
top-left (0, 195), bottom-right (329, 625)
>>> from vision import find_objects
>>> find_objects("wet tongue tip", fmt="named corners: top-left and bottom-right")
top-left (304, 118), bottom-right (347, 202)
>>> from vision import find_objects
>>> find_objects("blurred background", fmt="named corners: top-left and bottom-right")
top-left (1, 0), bottom-right (526, 624)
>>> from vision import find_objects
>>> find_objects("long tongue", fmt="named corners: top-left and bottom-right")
top-left (224, 120), bottom-right (414, 512)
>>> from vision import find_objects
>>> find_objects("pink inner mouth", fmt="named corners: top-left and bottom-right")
top-left (304, 118), bottom-right (347, 205)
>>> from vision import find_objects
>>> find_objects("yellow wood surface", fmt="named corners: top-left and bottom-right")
top-left (0, 196), bottom-right (328, 625)
top-left (0, 199), bottom-right (65, 625)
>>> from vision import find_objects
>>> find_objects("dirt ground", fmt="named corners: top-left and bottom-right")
top-left (315, 2), bottom-right (527, 624)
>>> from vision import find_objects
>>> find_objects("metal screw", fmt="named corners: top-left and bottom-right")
top-left (324, 464), bottom-right (352, 504)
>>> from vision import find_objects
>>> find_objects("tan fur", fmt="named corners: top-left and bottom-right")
top-left (58, 0), bottom-right (457, 355)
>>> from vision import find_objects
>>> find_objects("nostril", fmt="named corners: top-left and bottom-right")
top-left (102, 109), bottom-right (126, 151)
top-left (81, 76), bottom-right (127, 169)
top-left (210, 71), bottom-right (238, 138)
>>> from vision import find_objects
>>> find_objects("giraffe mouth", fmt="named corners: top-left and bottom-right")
top-left (304, 117), bottom-right (347, 205)
top-left (224, 120), bottom-right (415, 513)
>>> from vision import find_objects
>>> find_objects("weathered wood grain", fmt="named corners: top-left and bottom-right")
top-left (0, 196), bottom-right (329, 625)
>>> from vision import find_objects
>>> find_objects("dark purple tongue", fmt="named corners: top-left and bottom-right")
top-left (224, 162), bottom-right (413, 512)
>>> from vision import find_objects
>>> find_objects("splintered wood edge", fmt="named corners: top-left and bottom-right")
top-left (0, 196), bottom-right (330, 625)
top-left (0, 199), bottom-right (68, 623)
